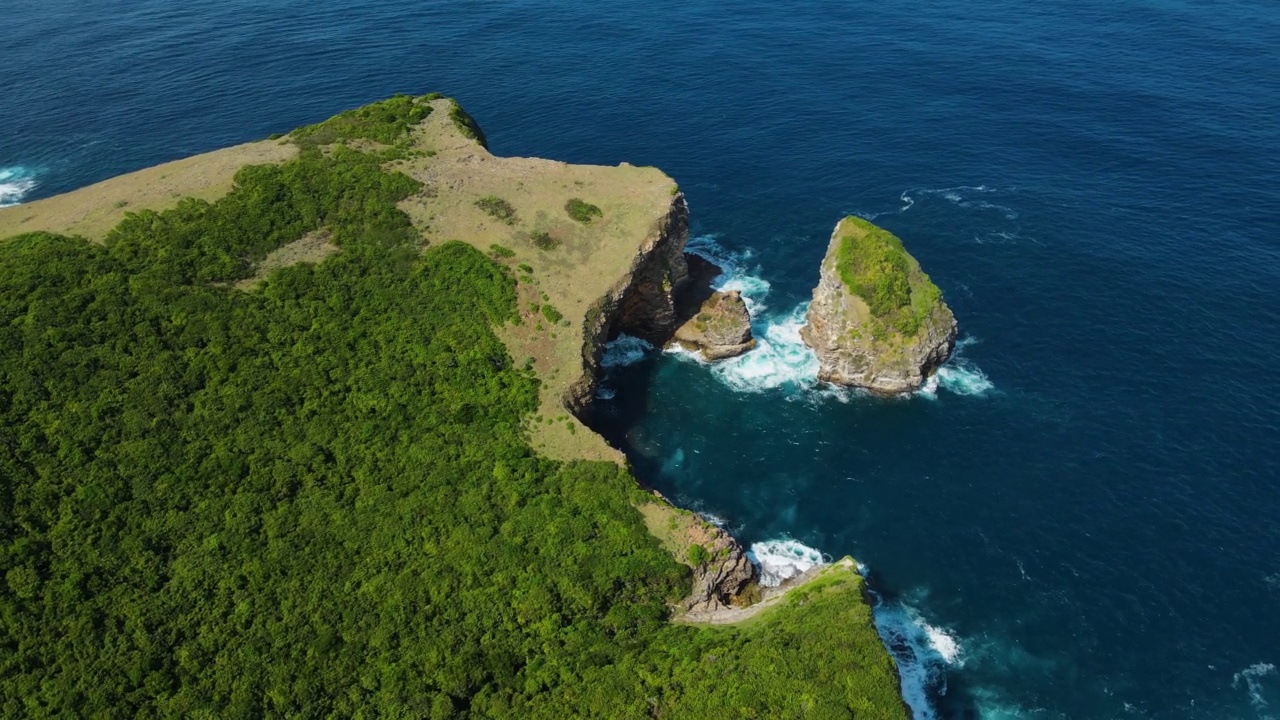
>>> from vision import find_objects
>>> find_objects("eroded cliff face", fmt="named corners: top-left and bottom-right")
top-left (563, 196), bottom-right (761, 609)
top-left (565, 193), bottom-right (690, 416)
top-left (800, 219), bottom-right (957, 394)
top-left (682, 523), bottom-right (757, 613)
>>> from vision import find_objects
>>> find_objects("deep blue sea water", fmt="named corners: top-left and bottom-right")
top-left (4, 1), bottom-right (1279, 717)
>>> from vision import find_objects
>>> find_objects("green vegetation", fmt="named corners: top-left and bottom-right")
top-left (291, 94), bottom-right (431, 147)
top-left (0, 101), bottom-right (904, 719)
top-left (540, 304), bottom-right (564, 324)
top-left (449, 102), bottom-right (489, 149)
top-left (476, 195), bottom-right (518, 225)
top-left (489, 243), bottom-right (516, 259)
top-left (835, 216), bottom-right (943, 336)
top-left (530, 230), bottom-right (559, 251)
top-left (564, 198), bottom-right (602, 223)
top-left (687, 544), bottom-right (710, 566)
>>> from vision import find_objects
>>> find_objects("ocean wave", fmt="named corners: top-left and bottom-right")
top-left (859, 184), bottom-right (1019, 223)
top-left (679, 236), bottom-right (994, 401)
top-left (747, 538), bottom-right (828, 587)
top-left (0, 166), bottom-right (38, 207)
top-left (902, 185), bottom-right (1019, 221)
top-left (709, 303), bottom-right (821, 393)
top-left (870, 596), bottom-right (966, 720)
top-left (601, 333), bottom-right (654, 369)
top-left (685, 233), bottom-right (772, 314)
top-left (675, 236), bottom-right (820, 391)
top-left (917, 337), bottom-right (996, 399)
top-left (1232, 662), bottom-right (1277, 718)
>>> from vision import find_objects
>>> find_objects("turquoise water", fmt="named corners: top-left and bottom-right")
top-left (4, 1), bottom-right (1279, 716)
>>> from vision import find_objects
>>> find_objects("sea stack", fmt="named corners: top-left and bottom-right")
top-left (800, 216), bottom-right (956, 393)
top-left (666, 253), bottom-right (755, 361)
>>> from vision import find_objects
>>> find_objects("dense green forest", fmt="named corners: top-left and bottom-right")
top-left (0, 97), bottom-right (904, 718)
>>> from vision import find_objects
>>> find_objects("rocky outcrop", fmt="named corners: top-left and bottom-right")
top-left (667, 253), bottom-right (755, 360)
top-left (800, 216), bottom-right (957, 394)
top-left (679, 518), bottom-right (758, 613)
top-left (669, 290), bottom-right (755, 360)
top-left (565, 193), bottom-right (690, 416)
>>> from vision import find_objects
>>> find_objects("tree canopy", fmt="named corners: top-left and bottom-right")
top-left (0, 98), bottom-right (905, 719)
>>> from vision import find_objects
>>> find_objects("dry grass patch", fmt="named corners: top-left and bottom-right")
top-left (233, 230), bottom-right (339, 291)
top-left (0, 140), bottom-right (296, 242)
top-left (394, 98), bottom-right (677, 462)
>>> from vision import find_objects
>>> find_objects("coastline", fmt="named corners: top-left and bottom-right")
top-left (0, 94), bottom-right (910, 716)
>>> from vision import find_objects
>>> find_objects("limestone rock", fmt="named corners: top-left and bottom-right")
top-left (566, 193), bottom-right (689, 416)
top-left (800, 216), bottom-right (957, 393)
top-left (681, 521), bottom-right (757, 613)
top-left (670, 290), bottom-right (755, 360)
top-left (614, 197), bottom-right (690, 343)
top-left (666, 253), bottom-right (754, 360)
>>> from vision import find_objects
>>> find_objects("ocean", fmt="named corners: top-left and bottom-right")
top-left (4, 1), bottom-right (1278, 716)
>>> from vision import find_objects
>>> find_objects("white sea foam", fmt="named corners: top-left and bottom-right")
top-left (594, 386), bottom-right (616, 400)
top-left (0, 167), bottom-right (37, 207)
top-left (601, 333), bottom-right (654, 368)
top-left (680, 236), bottom-right (996, 402)
top-left (867, 593), bottom-right (971, 720)
top-left (917, 336), bottom-right (996, 400)
top-left (747, 538), bottom-right (827, 587)
top-left (711, 303), bottom-right (821, 393)
top-left (700, 512), bottom-right (727, 527)
top-left (684, 234), bottom-right (774, 313)
top-left (1233, 663), bottom-right (1278, 717)
top-left (675, 236), bottom-right (821, 391)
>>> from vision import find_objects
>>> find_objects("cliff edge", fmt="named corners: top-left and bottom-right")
top-left (800, 216), bottom-right (956, 393)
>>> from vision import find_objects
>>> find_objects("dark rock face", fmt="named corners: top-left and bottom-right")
top-left (614, 197), bottom-right (690, 343)
top-left (682, 522), bottom-right (757, 613)
top-left (565, 194), bottom-right (690, 417)
top-left (665, 253), bottom-right (755, 361)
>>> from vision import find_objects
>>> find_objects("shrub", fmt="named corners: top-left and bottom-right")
top-left (476, 195), bottom-right (517, 225)
top-left (489, 243), bottom-right (515, 258)
top-left (541, 304), bottom-right (563, 324)
top-left (687, 544), bottom-right (710, 566)
top-left (565, 198), bottom-right (603, 223)
top-left (531, 231), bottom-right (559, 251)
top-left (292, 94), bottom-right (431, 147)
top-left (449, 102), bottom-right (488, 148)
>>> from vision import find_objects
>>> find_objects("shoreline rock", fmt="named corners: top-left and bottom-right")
top-left (800, 216), bottom-right (957, 394)
top-left (667, 253), bottom-right (755, 361)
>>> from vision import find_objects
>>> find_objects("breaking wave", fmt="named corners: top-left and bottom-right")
top-left (747, 538), bottom-right (827, 587)
top-left (917, 337), bottom-right (996, 399)
top-left (0, 166), bottom-right (38, 207)
top-left (710, 303), bottom-right (821, 393)
top-left (869, 592), bottom-right (966, 720)
top-left (679, 235), bottom-right (995, 400)
top-left (601, 333), bottom-right (654, 369)
top-left (679, 235), bottom-right (820, 391)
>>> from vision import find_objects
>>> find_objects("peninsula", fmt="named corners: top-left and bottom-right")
top-left (0, 95), bottom-right (906, 717)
